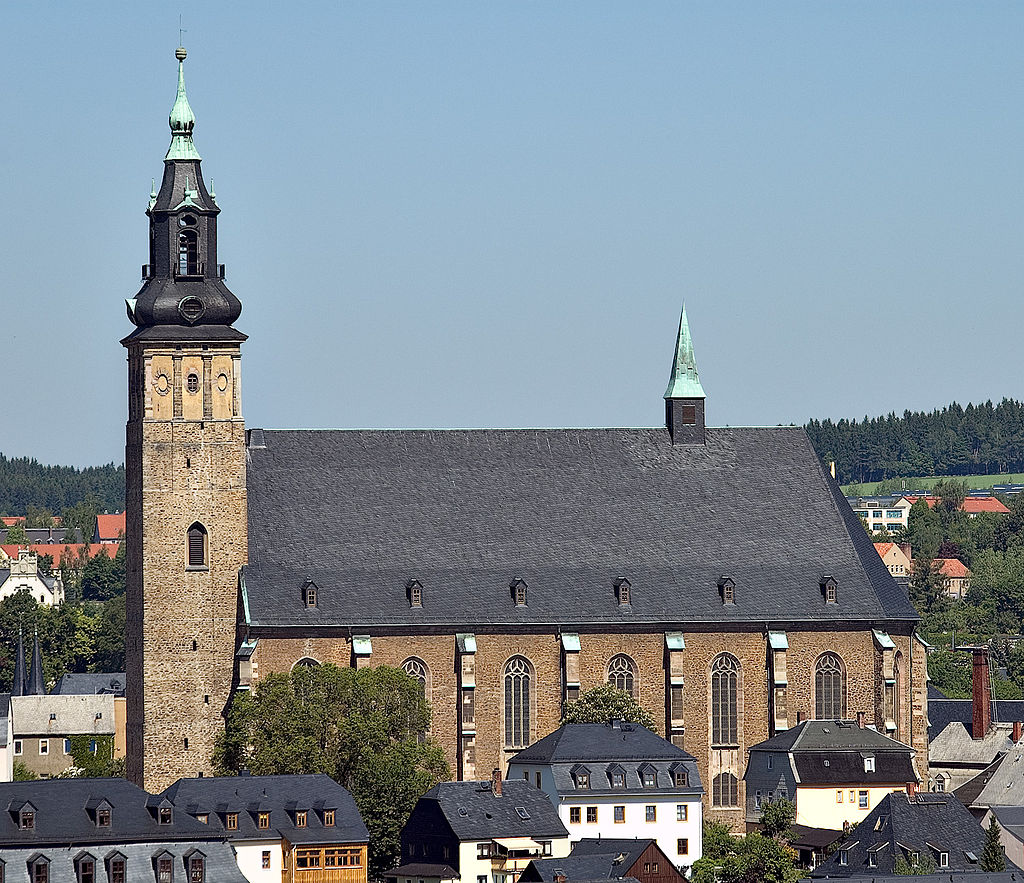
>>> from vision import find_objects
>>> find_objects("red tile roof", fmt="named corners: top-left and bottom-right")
top-left (935, 557), bottom-right (970, 579)
top-left (905, 495), bottom-right (1010, 514)
top-left (0, 543), bottom-right (119, 565)
top-left (874, 542), bottom-right (895, 557)
top-left (95, 512), bottom-right (126, 541)
top-left (1, 517), bottom-right (23, 527)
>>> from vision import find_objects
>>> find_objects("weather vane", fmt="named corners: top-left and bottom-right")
top-left (179, 14), bottom-right (187, 47)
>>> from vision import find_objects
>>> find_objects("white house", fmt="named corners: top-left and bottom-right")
top-left (0, 549), bottom-right (64, 606)
top-left (506, 721), bottom-right (703, 871)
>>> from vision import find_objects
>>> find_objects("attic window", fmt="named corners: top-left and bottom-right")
top-left (864, 756), bottom-right (875, 773)
top-left (821, 576), bottom-right (838, 605)
top-left (157, 856), bottom-right (172, 883)
top-left (673, 769), bottom-right (688, 787)
top-left (20, 810), bottom-right (34, 829)
top-left (614, 577), bottom-right (631, 606)
top-left (515, 807), bottom-right (530, 820)
top-left (323, 809), bottom-right (335, 827)
top-left (718, 577), bottom-right (735, 605)
top-left (406, 579), bottom-right (423, 608)
top-left (258, 812), bottom-right (270, 829)
top-left (640, 766), bottom-right (657, 788)
top-left (510, 578), bottom-right (528, 607)
top-left (159, 807), bottom-right (172, 825)
top-left (608, 765), bottom-right (626, 788)
top-left (188, 856), bottom-right (204, 883)
top-left (76, 857), bottom-right (95, 883)
top-left (296, 811), bottom-right (307, 828)
top-left (302, 580), bottom-right (318, 609)
top-left (225, 813), bottom-right (238, 830)
top-left (30, 858), bottom-right (48, 883)
top-left (97, 808), bottom-right (111, 828)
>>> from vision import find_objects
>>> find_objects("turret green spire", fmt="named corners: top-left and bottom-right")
top-left (165, 47), bottom-right (201, 161)
top-left (663, 304), bottom-right (706, 399)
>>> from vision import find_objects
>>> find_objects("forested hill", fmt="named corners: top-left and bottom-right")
top-left (805, 399), bottom-right (1024, 485)
top-left (0, 453), bottom-right (124, 515)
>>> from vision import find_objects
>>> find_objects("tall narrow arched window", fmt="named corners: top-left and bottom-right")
top-left (710, 654), bottom-right (739, 747)
top-left (178, 230), bottom-right (199, 275)
top-left (402, 657), bottom-right (430, 700)
top-left (504, 656), bottom-right (533, 749)
top-left (607, 655), bottom-right (638, 698)
top-left (186, 522), bottom-right (208, 568)
top-left (814, 652), bottom-right (846, 720)
top-left (712, 771), bottom-right (738, 807)
top-left (893, 651), bottom-right (904, 742)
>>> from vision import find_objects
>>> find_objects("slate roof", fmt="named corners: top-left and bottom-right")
top-left (51, 673), bottom-right (126, 696)
top-left (413, 780), bottom-right (568, 841)
top-left (162, 774), bottom-right (368, 845)
top-left (954, 740), bottom-right (1024, 808)
top-left (569, 839), bottom-right (656, 869)
top-left (988, 805), bottom-right (1024, 842)
top-left (11, 694), bottom-right (116, 736)
top-left (509, 723), bottom-right (702, 795)
top-left (928, 697), bottom-right (1024, 740)
top-left (243, 427), bottom-right (917, 628)
top-left (930, 722), bottom-right (1013, 772)
top-left (810, 792), bottom-right (1008, 877)
top-left (0, 693), bottom-right (10, 748)
top-left (522, 854), bottom-right (643, 883)
top-left (385, 864), bottom-right (460, 879)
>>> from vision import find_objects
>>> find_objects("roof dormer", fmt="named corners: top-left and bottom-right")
top-left (510, 578), bottom-right (528, 608)
top-left (301, 579), bottom-right (318, 609)
top-left (638, 762), bottom-right (658, 788)
top-left (406, 579), bottom-right (423, 609)
top-left (85, 797), bottom-right (114, 829)
top-left (614, 577), bottom-right (631, 607)
top-left (718, 576), bottom-right (735, 606)
top-left (606, 763), bottom-right (626, 788)
top-left (821, 575), bottom-right (838, 605)
top-left (570, 764), bottom-right (591, 790)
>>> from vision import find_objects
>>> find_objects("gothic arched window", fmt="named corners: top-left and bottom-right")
top-left (178, 230), bottom-right (199, 276)
top-left (504, 656), bottom-right (533, 749)
top-left (893, 650), bottom-right (904, 741)
top-left (607, 655), bottom-right (638, 698)
top-left (292, 657), bottom-right (320, 670)
top-left (186, 522), bottom-right (208, 568)
top-left (815, 652), bottom-right (846, 720)
top-left (711, 654), bottom-right (739, 747)
top-left (402, 657), bottom-right (429, 698)
top-left (712, 771), bottom-right (738, 807)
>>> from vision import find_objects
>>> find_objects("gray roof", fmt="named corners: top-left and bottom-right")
top-left (384, 864), bottom-right (460, 880)
top-left (162, 774), bottom-right (367, 845)
top-left (509, 723), bottom-right (702, 796)
top-left (0, 693), bottom-right (10, 748)
top-left (747, 720), bottom-right (917, 785)
top-left (810, 792), bottom-right (1012, 878)
top-left (11, 694), bottom-right (116, 737)
top-left (928, 698), bottom-right (1024, 740)
top-left (51, 673), bottom-right (126, 696)
top-left (929, 721), bottom-right (1014, 769)
top-left (243, 427), bottom-right (917, 629)
top-left (569, 838), bottom-right (655, 869)
top-left (954, 740), bottom-right (1024, 808)
top-left (988, 806), bottom-right (1024, 841)
top-left (523, 852), bottom-right (646, 883)
top-left (414, 780), bottom-right (567, 841)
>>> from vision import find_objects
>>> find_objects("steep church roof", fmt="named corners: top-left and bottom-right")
top-left (242, 420), bottom-right (918, 629)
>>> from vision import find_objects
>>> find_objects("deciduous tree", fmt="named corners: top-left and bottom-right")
top-left (560, 685), bottom-right (655, 729)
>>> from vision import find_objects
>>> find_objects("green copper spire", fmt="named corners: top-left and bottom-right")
top-left (663, 304), bottom-right (706, 399)
top-left (165, 46), bottom-right (201, 161)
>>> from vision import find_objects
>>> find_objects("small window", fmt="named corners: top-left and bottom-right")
top-left (680, 405), bottom-right (696, 425)
top-left (676, 804), bottom-right (688, 821)
top-left (324, 809), bottom-right (335, 827)
top-left (63, 739), bottom-right (71, 755)
top-left (673, 769), bottom-right (688, 787)
top-left (20, 811), bottom-right (35, 829)
top-left (569, 807), bottom-right (581, 824)
top-left (158, 858), bottom-right (172, 883)
top-left (615, 577), bottom-right (631, 606)
top-left (858, 791), bottom-right (869, 809)
top-left (535, 772), bottom-right (542, 789)
top-left (97, 809), bottom-right (111, 828)
top-left (477, 843), bottom-right (491, 859)
top-left (258, 812), bottom-right (270, 829)
top-left (645, 805), bottom-right (656, 822)
top-left (159, 807), bottom-right (173, 825)
top-left (864, 756), bottom-right (875, 772)
top-left (13, 740), bottom-right (21, 756)
top-left (836, 790), bottom-right (843, 803)
top-left (586, 806), bottom-right (598, 823)
top-left (78, 860), bottom-right (95, 883)
top-left (677, 839), bottom-right (688, 856)
top-left (109, 859), bottom-right (125, 883)
top-left (39, 739), bottom-right (48, 756)
top-left (187, 523), bottom-right (207, 568)
top-left (575, 771), bottom-right (590, 789)
top-left (196, 814), bottom-right (208, 824)
top-left (939, 852), bottom-right (948, 868)
top-left (189, 857), bottom-right (204, 883)
top-left (541, 842), bottom-right (552, 857)
top-left (261, 853), bottom-right (271, 870)
top-left (868, 853), bottom-right (877, 868)
top-left (767, 754), bottom-right (773, 770)
top-left (226, 813), bottom-right (238, 830)
top-left (31, 861), bottom-right (48, 883)
top-left (296, 810), bottom-right (307, 827)
top-left (186, 373), bottom-right (200, 394)
top-left (614, 806), bottom-right (625, 823)
top-left (642, 768), bottom-right (657, 788)
top-left (839, 849), bottom-right (849, 866)
top-left (511, 578), bottom-right (528, 607)
top-left (611, 770), bottom-right (625, 788)
top-left (515, 807), bottom-right (530, 821)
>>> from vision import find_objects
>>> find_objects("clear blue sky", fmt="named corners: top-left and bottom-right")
top-left (5, 3), bottom-right (1024, 467)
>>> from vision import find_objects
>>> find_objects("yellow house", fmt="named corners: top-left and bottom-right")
top-left (873, 542), bottom-right (912, 579)
top-left (743, 719), bottom-right (918, 831)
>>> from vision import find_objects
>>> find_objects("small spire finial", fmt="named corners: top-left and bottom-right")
top-left (664, 303), bottom-right (706, 400)
top-left (166, 45), bottom-right (201, 162)
top-left (175, 46), bottom-right (187, 61)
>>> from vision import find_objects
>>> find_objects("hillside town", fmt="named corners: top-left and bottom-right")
top-left (6, 16), bottom-right (1024, 883)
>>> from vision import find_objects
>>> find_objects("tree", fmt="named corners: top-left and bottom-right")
top-left (560, 685), bottom-right (655, 729)
top-left (893, 852), bottom-right (937, 875)
top-left (214, 664), bottom-right (449, 879)
top-left (24, 506), bottom-right (54, 528)
top-left (760, 798), bottom-right (795, 841)
top-left (690, 821), bottom-right (800, 883)
top-left (4, 523), bottom-right (29, 545)
top-left (91, 594), bottom-right (125, 672)
top-left (59, 735), bottom-right (125, 778)
top-left (933, 479), bottom-right (969, 514)
top-left (13, 760), bottom-right (37, 781)
top-left (981, 817), bottom-right (1007, 872)
top-left (80, 549), bottom-right (125, 602)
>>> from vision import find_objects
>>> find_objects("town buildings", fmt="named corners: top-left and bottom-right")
top-left (124, 49), bottom-right (929, 826)
top-left (935, 558), bottom-right (972, 600)
top-left (506, 722), bottom-right (702, 868)
top-left (0, 549), bottom-right (64, 606)
top-left (873, 542), bottom-right (912, 579)
top-left (520, 839), bottom-right (686, 883)
top-left (11, 693), bottom-right (120, 778)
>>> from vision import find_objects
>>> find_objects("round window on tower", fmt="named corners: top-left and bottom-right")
top-left (186, 373), bottom-right (200, 395)
top-left (178, 296), bottom-right (205, 324)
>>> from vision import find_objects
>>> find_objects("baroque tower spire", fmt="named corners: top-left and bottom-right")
top-left (664, 304), bottom-right (707, 445)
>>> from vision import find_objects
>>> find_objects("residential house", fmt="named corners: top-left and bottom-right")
top-left (0, 543), bottom-right (120, 576)
top-left (847, 496), bottom-right (914, 534)
top-left (506, 721), bottom-right (703, 869)
top-left (928, 651), bottom-right (1024, 793)
top-left (954, 728), bottom-right (1024, 818)
top-left (163, 773), bottom-right (368, 883)
top-left (0, 777), bottom-right (249, 883)
top-left (0, 526), bottom-right (84, 544)
top-left (11, 693), bottom-right (120, 778)
top-left (873, 543), bottom-right (912, 580)
top-left (743, 717), bottom-right (918, 831)
top-left (810, 791), bottom-right (1015, 877)
top-left (905, 495), bottom-right (1011, 518)
top-left (0, 549), bottom-right (64, 606)
top-left (95, 511), bottom-right (126, 543)
top-left (935, 558), bottom-right (972, 600)
top-left (396, 774), bottom-right (570, 883)
top-left (52, 672), bottom-right (127, 697)
top-left (520, 838), bottom-right (684, 883)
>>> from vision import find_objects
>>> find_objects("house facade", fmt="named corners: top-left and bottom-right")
top-left (11, 693), bottom-right (119, 778)
top-left (507, 722), bottom-right (702, 869)
top-left (0, 549), bottom-right (64, 606)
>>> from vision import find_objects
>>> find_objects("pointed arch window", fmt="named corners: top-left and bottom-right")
top-left (186, 523), bottom-right (208, 568)
top-left (402, 657), bottom-right (429, 699)
top-left (607, 655), bottom-right (638, 698)
top-left (178, 230), bottom-right (199, 276)
top-left (893, 650), bottom-right (904, 741)
top-left (504, 656), bottom-right (533, 749)
top-left (814, 653), bottom-right (846, 720)
top-left (711, 654), bottom-right (739, 747)
top-left (712, 772), bottom-right (738, 807)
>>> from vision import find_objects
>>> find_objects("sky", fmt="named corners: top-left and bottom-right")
top-left (4, 2), bottom-right (1024, 467)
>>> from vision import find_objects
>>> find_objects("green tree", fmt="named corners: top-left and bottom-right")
top-left (760, 798), bottom-right (795, 841)
top-left (59, 735), bottom-right (125, 778)
top-left (24, 506), bottom-right (54, 528)
top-left (926, 650), bottom-right (972, 698)
top-left (13, 760), bottom-right (37, 781)
top-left (4, 523), bottom-right (29, 545)
top-left (80, 550), bottom-right (125, 602)
top-left (933, 479), bottom-right (969, 514)
top-left (560, 684), bottom-right (656, 729)
top-left (893, 852), bottom-right (937, 875)
top-left (981, 817), bottom-right (1007, 872)
top-left (214, 664), bottom-right (449, 879)
top-left (91, 594), bottom-right (126, 671)
top-left (690, 821), bottom-right (799, 883)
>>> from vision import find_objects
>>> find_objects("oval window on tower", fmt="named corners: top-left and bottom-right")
top-left (178, 296), bottom-right (205, 324)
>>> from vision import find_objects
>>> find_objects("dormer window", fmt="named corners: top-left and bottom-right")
top-left (225, 813), bottom-right (238, 830)
top-left (20, 810), bottom-right (35, 830)
top-left (258, 812), bottom-right (270, 829)
top-left (295, 810), bottom-right (307, 828)
top-left (864, 756), bottom-right (875, 773)
top-left (614, 577), bottom-right (631, 606)
top-left (29, 857), bottom-right (48, 883)
top-left (97, 808), bottom-right (111, 828)
top-left (76, 855), bottom-right (96, 883)
top-left (159, 807), bottom-right (172, 825)
top-left (323, 809), bottom-right (335, 827)
top-left (571, 765), bottom-right (591, 789)
top-left (157, 855), bottom-right (173, 883)
top-left (406, 579), bottom-right (423, 608)
top-left (184, 851), bottom-right (205, 883)
top-left (821, 576), bottom-right (838, 605)
top-left (671, 765), bottom-right (689, 787)
top-left (607, 764), bottom-right (626, 788)
top-left (302, 580), bottom-right (318, 609)
top-left (510, 578), bottom-right (528, 607)
top-left (106, 855), bottom-right (126, 883)
top-left (718, 577), bottom-right (735, 605)
top-left (640, 766), bottom-right (657, 788)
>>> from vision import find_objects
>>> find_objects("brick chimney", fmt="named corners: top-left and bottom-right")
top-left (972, 647), bottom-right (992, 740)
top-left (796, 711), bottom-right (804, 724)
top-left (857, 711), bottom-right (866, 729)
top-left (491, 768), bottom-right (503, 797)
top-left (906, 781), bottom-right (917, 797)
top-left (1014, 721), bottom-right (1022, 743)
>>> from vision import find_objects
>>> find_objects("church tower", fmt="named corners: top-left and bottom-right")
top-left (664, 304), bottom-right (707, 444)
top-left (123, 48), bottom-right (247, 790)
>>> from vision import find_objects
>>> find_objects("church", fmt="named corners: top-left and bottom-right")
top-left (124, 49), bottom-right (928, 827)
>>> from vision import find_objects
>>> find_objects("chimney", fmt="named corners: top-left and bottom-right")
top-left (1014, 721), bottom-right (1022, 744)
top-left (796, 711), bottom-right (804, 724)
top-left (554, 874), bottom-right (567, 883)
top-left (491, 768), bottom-right (503, 797)
top-left (899, 543), bottom-right (912, 561)
top-left (972, 647), bottom-right (993, 740)
top-left (829, 460), bottom-right (836, 479)
top-left (857, 711), bottom-right (866, 729)
top-left (906, 782), bottom-right (917, 798)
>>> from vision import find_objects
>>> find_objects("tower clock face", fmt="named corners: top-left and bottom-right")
top-left (154, 372), bottom-right (171, 396)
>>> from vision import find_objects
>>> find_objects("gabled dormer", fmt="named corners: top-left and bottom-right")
top-left (569, 764), bottom-right (591, 789)
top-left (614, 577), bottom-right (631, 607)
top-left (820, 575), bottom-right (838, 605)
top-left (182, 848), bottom-right (206, 883)
top-left (718, 576), bottom-right (735, 606)
top-left (85, 797), bottom-right (114, 829)
top-left (637, 762), bottom-right (658, 788)
top-left (406, 579), bottom-right (423, 608)
top-left (510, 578), bottom-right (528, 607)
top-left (301, 579), bottom-right (319, 609)
top-left (146, 796), bottom-right (174, 826)
top-left (669, 761), bottom-right (690, 788)
top-left (10, 800), bottom-right (37, 830)
top-left (606, 763), bottom-right (626, 788)
top-left (74, 851), bottom-right (97, 883)
top-left (152, 849), bottom-right (175, 883)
